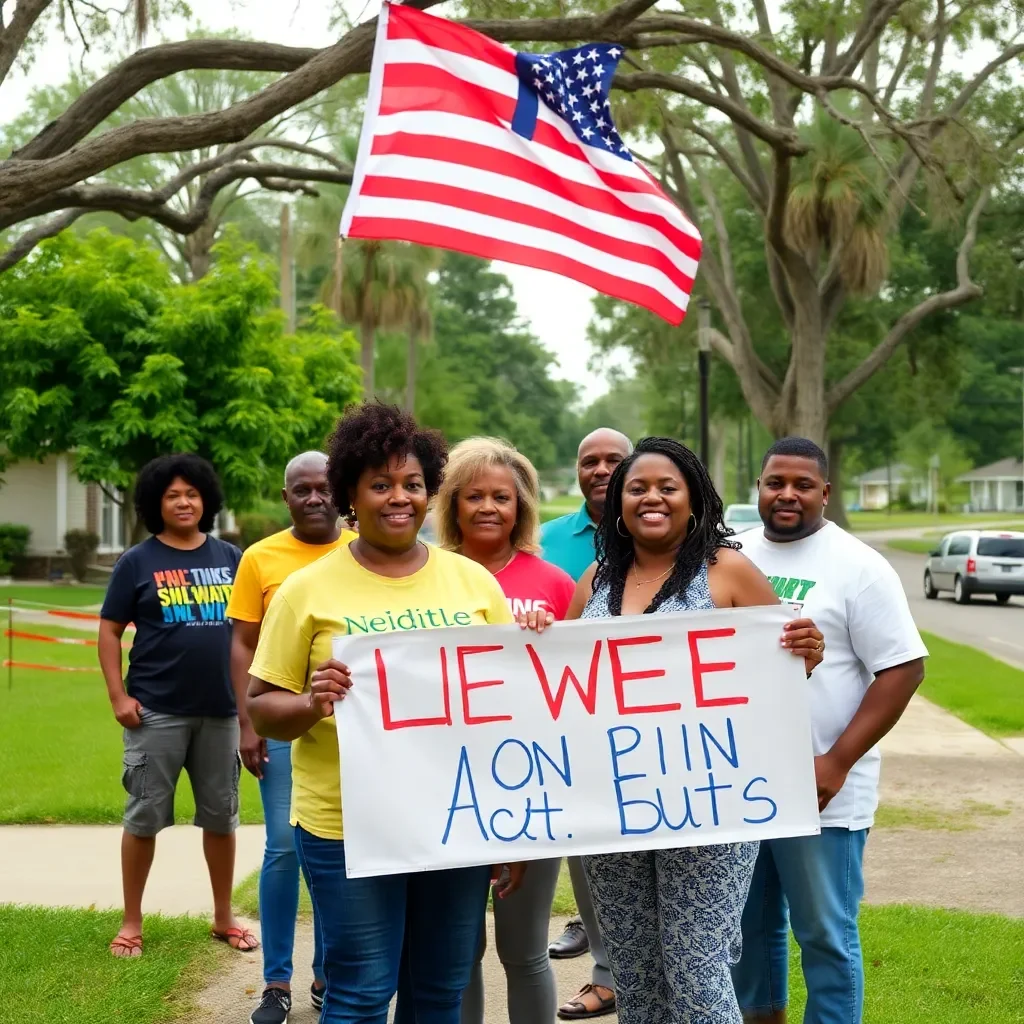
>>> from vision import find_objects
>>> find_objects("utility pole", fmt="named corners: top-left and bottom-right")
top-left (696, 299), bottom-right (711, 468)
top-left (1011, 367), bottom-right (1024, 510)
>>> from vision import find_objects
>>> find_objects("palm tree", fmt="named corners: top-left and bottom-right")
top-left (393, 250), bottom-right (438, 412)
top-left (337, 239), bottom-right (438, 399)
top-left (784, 107), bottom-right (891, 295)
top-left (294, 168), bottom-right (437, 400)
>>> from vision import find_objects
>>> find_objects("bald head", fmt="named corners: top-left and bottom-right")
top-left (282, 451), bottom-right (339, 544)
top-left (577, 429), bottom-right (632, 461)
top-left (284, 450), bottom-right (328, 488)
top-left (577, 428), bottom-right (632, 518)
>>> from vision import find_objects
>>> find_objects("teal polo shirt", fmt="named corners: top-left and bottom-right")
top-left (540, 503), bottom-right (598, 582)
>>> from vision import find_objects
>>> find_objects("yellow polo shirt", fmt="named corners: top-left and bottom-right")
top-left (249, 544), bottom-right (514, 840)
top-left (226, 528), bottom-right (356, 622)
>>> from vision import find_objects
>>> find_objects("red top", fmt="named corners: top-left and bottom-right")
top-left (494, 551), bottom-right (576, 621)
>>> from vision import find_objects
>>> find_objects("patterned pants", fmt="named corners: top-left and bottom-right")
top-left (583, 842), bottom-right (759, 1024)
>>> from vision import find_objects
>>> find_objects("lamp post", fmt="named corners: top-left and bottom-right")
top-left (1011, 367), bottom-right (1024, 510)
top-left (696, 298), bottom-right (712, 468)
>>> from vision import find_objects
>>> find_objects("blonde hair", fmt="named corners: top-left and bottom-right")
top-left (435, 437), bottom-right (541, 554)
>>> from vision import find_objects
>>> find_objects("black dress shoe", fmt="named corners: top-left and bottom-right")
top-left (548, 918), bottom-right (590, 959)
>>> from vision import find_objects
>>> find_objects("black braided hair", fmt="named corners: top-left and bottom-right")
top-left (593, 437), bottom-right (737, 616)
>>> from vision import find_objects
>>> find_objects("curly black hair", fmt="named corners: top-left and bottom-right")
top-left (594, 437), bottom-right (737, 615)
top-left (326, 402), bottom-right (448, 517)
top-left (134, 454), bottom-right (223, 536)
top-left (761, 436), bottom-right (828, 476)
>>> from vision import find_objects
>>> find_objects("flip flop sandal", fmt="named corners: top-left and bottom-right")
top-left (211, 926), bottom-right (260, 952)
top-left (109, 934), bottom-right (143, 958)
top-left (557, 984), bottom-right (617, 1019)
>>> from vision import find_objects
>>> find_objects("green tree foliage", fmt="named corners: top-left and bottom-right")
top-left (370, 252), bottom-right (581, 469)
top-left (0, 228), bottom-right (361, 513)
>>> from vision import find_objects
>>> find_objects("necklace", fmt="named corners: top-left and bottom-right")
top-left (495, 549), bottom-right (517, 573)
top-left (631, 564), bottom-right (672, 588)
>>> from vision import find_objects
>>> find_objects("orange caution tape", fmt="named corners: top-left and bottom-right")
top-left (2, 660), bottom-right (100, 672)
top-left (4, 629), bottom-right (130, 649)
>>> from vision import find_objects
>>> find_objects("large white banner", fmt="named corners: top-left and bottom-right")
top-left (335, 605), bottom-right (819, 877)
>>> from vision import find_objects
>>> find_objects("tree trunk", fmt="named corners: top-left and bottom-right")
top-left (788, 316), bottom-right (829, 446)
top-left (404, 330), bottom-right (418, 413)
top-left (331, 234), bottom-right (343, 318)
top-left (824, 437), bottom-right (852, 531)
top-left (360, 313), bottom-right (375, 399)
top-left (280, 204), bottom-right (295, 333)
top-left (709, 419), bottom-right (728, 496)
top-left (184, 220), bottom-right (216, 280)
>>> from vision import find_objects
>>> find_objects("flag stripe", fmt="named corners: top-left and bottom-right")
top-left (360, 154), bottom-right (699, 284)
top-left (347, 215), bottom-right (685, 323)
top-left (358, 172), bottom-right (697, 292)
top-left (341, 4), bottom-right (700, 327)
top-left (347, 195), bottom-right (691, 310)
top-left (387, 2), bottom-right (517, 74)
top-left (380, 39), bottom-right (650, 184)
top-left (369, 133), bottom-right (700, 265)
top-left (372, 110), bottom-right (699, 249)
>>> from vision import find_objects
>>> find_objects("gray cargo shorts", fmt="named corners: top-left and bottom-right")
top-left (121, 708), bottom-right (240, 837)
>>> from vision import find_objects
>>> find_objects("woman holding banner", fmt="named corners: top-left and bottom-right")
top-left (244, 403), bottom-right (529, 1024)
top-left (535, 436), bottom-right (825, 1024)
top-left (435, 436), bottom-right (575, 1024)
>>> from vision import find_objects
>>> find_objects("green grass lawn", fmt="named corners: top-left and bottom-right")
top-left (888, 537), bottom-right (941, 555)
top-left (0, 582), bottom-right (108, 608)
top-left (849, 511), bottom-right (1024, 532)
top-left (790, 905), bottom-right (1024, 1022)
top-left (0, 905), bottom-right (223, 1024)
top-left (920, 631), bottom-right (1024, 737)
top-left (540, 496), bottom-right (579, 524)
top-left (888, 521), bottom-right (1024, 555)
top-left (0, 623), bottom-right (261, 824)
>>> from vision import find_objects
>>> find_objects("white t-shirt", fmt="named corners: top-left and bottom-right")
top-left (739, 521), bottom-right (928, 829)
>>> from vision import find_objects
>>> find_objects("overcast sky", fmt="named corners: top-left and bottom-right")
top-left (3, 0), bottom-right (624, 402)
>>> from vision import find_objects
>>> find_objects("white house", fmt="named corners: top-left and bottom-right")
top-left (0, 455), bottom-right (125, 558)
top-left (856, 463), bottom-right (928, 510)
top-left (957, 458), bottom-right (1024, 512)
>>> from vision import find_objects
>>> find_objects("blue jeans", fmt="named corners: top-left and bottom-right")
top-left (294, 826), bottom-right (490, 1024)
top-left (258, 739), bottom-right (323, 985)
top-left (731, 828), bottom-right (869, 1024)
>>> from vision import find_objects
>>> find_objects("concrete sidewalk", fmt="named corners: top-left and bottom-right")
top-left (0, 824), bottom-right (265, 913)
top-left (879, 693), bottom-right (1019, 758)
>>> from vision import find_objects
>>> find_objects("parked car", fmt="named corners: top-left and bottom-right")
top-left (923, 530), bottom-right (1024, 604)
top-left (724, 504), bottom-right (762, 535)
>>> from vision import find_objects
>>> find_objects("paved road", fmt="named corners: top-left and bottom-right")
top-left (863, 539), bottom-right (1024, 667)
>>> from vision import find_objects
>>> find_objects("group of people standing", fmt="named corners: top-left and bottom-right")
top-left (99, 400), bottom-right (926, 1024)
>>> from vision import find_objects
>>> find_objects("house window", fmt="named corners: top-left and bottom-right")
top-left (98, 487), bottom-right (123, 553)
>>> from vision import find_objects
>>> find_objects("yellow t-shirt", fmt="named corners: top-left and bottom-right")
top-left (226, 528), bottom-right (356, 621)
top-left (249, 543), bottom-right (514, 840)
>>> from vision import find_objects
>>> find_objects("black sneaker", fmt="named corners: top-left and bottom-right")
top-left (311, 982), bottom-right (325, 1012)
top-left (250, 987), bottom-right (291, 1024)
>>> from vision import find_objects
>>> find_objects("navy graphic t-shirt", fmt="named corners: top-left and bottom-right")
top-left (101, 535), bottom-right (242, 717)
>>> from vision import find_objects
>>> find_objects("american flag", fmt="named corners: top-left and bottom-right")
top-left (340, 3), bottom-right (701, 325)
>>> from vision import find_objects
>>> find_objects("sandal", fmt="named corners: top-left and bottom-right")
top-left (110, 933), bottom-right (143, 958)
top-left (211, 926), bottom-right (260, 952)
top-left (557, 983), bottom-right (616, 1019)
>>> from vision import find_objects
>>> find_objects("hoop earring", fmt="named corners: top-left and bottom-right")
top-left (616, 516), bottom-right (631, 538)
top-left (686, 512), bottom-right (699, 537)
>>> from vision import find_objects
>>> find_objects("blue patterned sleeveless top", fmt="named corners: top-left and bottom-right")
top-left (582, 560), bottom-right (715, 618)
